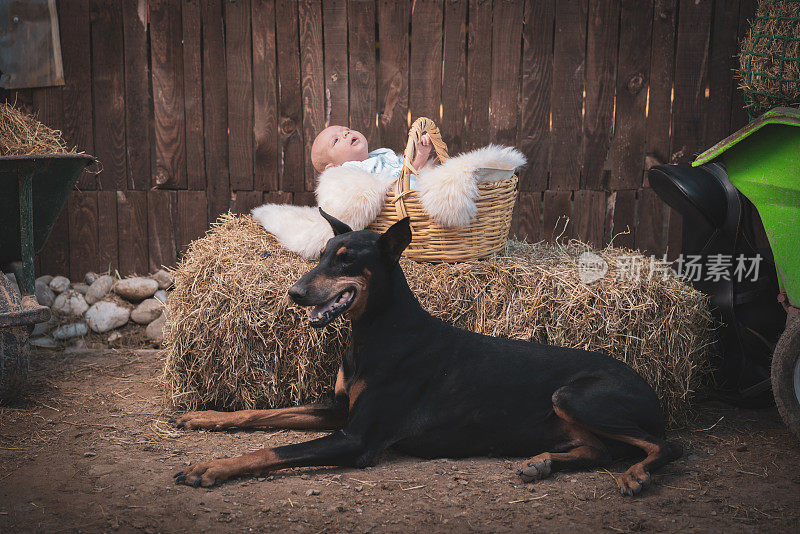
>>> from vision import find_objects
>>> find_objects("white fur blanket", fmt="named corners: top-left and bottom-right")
top-left (252, 145), bottom-right (526, 259)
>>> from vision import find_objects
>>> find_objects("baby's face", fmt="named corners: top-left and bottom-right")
top-left (312, 126), bottom-right (369, 171)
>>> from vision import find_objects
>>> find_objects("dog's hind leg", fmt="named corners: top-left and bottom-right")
top-left (517, 420), bottom-right (611, 482)
top-left (543, 377), bottom-right (683, 496)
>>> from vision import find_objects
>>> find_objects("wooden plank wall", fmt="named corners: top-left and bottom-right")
top-left (4, 0), bottom-right (757, 278)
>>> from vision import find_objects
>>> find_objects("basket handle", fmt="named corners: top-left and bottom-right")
top-left (398, 117), bottom-right (449, 193)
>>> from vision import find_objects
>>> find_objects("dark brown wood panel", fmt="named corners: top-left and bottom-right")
top-left (293, 191), bottom-right (316, 206)
top-left (464, 0), bottom-right (492, 150)
top-left (550, 0), bottom-right (587, 190)
top-left (233, 191), bottom-right (265, 215)
top-left (38, 204), bottom-right (70, 277)
top-left (377, 0), bottom-right (410, 151)
top-left (201, 0), bottom-right (231, 220)
top-left (97, 190), bottom-right (119, 274)
top-left (299, 0), bottom-right (325, 188)
top-left (182, 0), bottom-right (205, 190)
top-left (324, 0), bottom-right (349, 128)
top-left (645, 0), bottom-right (677, 173)
top-left (542, 190), bottom-right (573, 242)
top-left (409, 0), bottom-right (443, 123)
top-left (147, 190), bottom-right (178, 271)
top-left (276, 0), bottom-right (305, 191)
top-left (150, 0), bottom-right (186, 189)
top-left (90, 0), bottom-right (127, 190)
top-left (441, 0), bottom-right (466, 153)
top-left (608, 189), bottom-right (636, 250)
top-left (58, 0), bottom-right (94, 189)
top-left (670, 0), bottom-right (712, 162)
top-left (581, 0), bottom-right (619, 190)
top-left (511, 192), bottom-right (542, 243)
top-left (517, 0), bottom-right (554, 192)
top-left (177, 190), bottom-right (208, 256)
top-left (252, 0), bottom-right (279, 191)
top-left (348, 0), bottom-right (379, 145)
top-left (635, 188), bottom-right (666, 256)
top-left (489, 0), bottom-right (523, 146)
top-left (608, 0), bottom-right (652, 190)
top-left (117, 190), bottom-right (149, 275)
top-left (666, 208), bottom-right (683, 260)
top-left (264, 191), bottom-right (294, 204)
top-left (32, 86), bottom-right (63, 142)
top-left (226, 0), bottom-right (255, 191)
top-left (120, 0), bottom-right (151, 192)
top-left (68, 191), bottom-right (99, 280)
top-left (574, 190), bottom-right (606, 247)
top-left (704, 0), bottom-right (740, 146)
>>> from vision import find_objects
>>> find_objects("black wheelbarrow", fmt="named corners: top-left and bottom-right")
top-left (0, 153), bottom-right (94, 402)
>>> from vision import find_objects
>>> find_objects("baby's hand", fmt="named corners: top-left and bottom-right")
top-left (411, 133), bottom-right (433, 172)
top-left (418, 133), bottom-right (432, 156)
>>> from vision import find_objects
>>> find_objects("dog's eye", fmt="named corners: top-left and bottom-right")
top-left (338, 251), bottom-right (353, 264)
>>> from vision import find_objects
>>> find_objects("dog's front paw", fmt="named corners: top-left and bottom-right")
top-left (173, 458), bottom-right (237, 488)
top-left (171, 411), bottom-right (239, 431)
top-left (616, 470), bottom-right (650, 497)
top-left (516, 458), bottom-right (552, 483)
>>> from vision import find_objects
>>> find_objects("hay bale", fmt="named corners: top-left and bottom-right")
top-left (163, 214), bottom-right (713, 426)
top-left (0, 102), bottom-right (74, 156)
top-left (738, 0), bottom-right (800, 118)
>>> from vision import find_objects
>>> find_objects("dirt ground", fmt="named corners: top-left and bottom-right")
top-left (1, 349), bottom-right (798, 533)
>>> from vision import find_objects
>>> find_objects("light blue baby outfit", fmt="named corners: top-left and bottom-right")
top-left (342, 148), bottom-right (419, 189)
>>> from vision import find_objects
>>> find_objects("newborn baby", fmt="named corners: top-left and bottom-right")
top-left (310, 126), bottom-right (432, 187)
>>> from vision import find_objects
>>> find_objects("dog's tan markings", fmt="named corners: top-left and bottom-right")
top-left (334, 366), bottom-right (346, 397)
top-left (348, 378), bottom-right (367, 410)
top-left (336, 246), bottom-right (348, 256)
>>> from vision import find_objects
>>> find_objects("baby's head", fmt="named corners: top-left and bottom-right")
top-left (311, 126), bottom-right (369, 172)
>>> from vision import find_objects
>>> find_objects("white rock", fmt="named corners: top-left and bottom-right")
top-left (107, 331), bottom-right (123, 343)
top-left (85, 275), bottom-right (115, 305)
top-left (30, 336), bottom-right (58, 348)
top-left (84, 272), bottom-right (99, 285)
top-left (36, 275), bottom-right (53, 286)
top-left (154, 290), bottom-right (168, 303)
top-left (145, 311), bottom-right (166, 343)
top-left (150, 269), bottom-right (173, 290)
top-left (131, 298), bottom-right (163, 324)
top-left (35, 279), bottom-right (55, 307)
top-left (85, 301), bottom-right (130, 333)
top-left (49, 276), bottom-right (70, 293)
top-left (52, 322), bottom-right (89, 340)
top-left (72, 283), bottom-right (89, 295)
top-left (114, 277), bottom-right (158, 301)
top-left (52, 290), bottom-right (89, 317)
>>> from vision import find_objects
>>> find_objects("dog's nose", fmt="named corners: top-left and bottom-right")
top-left (288, 285), bottom-right (307, 303)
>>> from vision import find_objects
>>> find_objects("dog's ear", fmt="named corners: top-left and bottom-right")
top-left (319, 208), bottom-right (353, 236)
top-left (378, 217), bottom-right (412, 264)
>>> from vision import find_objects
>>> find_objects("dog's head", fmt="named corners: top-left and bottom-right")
top-left (288, 209), bottom-right (412, 327)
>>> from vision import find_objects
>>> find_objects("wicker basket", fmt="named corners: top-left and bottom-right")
top-left (368, 117), bottom-right (518, 262)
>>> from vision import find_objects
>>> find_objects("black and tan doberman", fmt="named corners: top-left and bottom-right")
top-left (173, 211), bottom-right (682, 495)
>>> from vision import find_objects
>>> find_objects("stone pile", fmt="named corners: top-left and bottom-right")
top-left (4, 269), bottom-right (173, 349)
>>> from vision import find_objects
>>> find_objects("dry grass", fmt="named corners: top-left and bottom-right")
top-left (0, 102), bottom-right (75, 156)
top-left (739, 0), bottom-right (800, 112)
top-left (163, 214), bottom-right (714, 427)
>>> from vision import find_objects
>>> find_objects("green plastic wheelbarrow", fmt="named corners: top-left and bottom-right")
top-left (0, 153), bottom-right (94, 402)
top-left (694, 107), bottom-right (800, 440)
